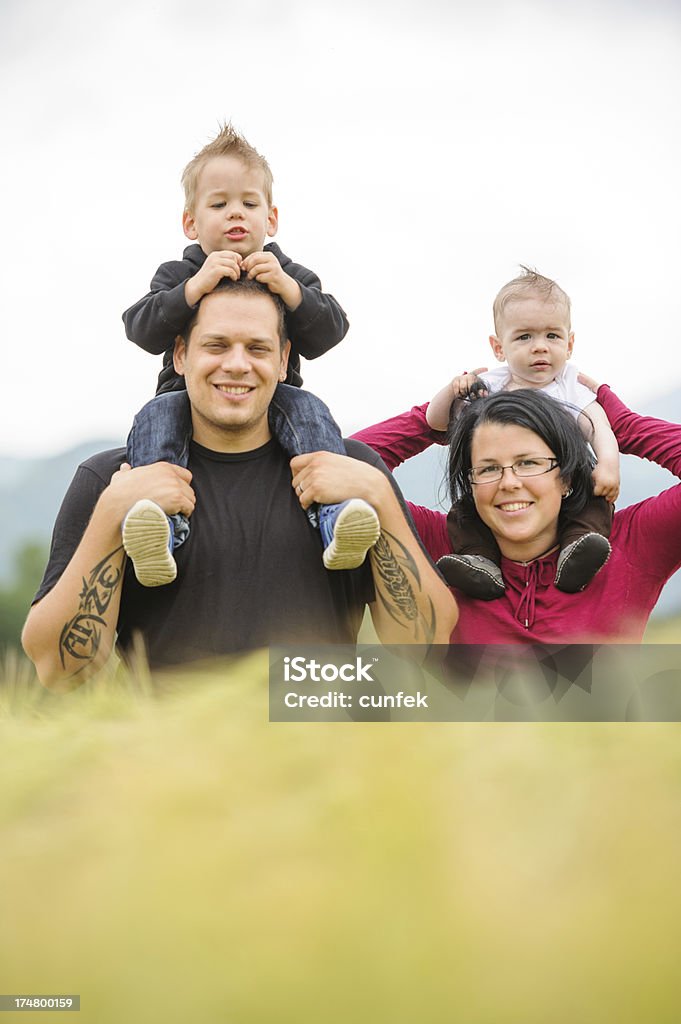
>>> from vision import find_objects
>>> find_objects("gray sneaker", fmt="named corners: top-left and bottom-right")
top-left (320, 499), bottom-right (381, 571)
top-left (122, 499), bottom-right (177, 588)
top-left (436, 554), bottom-right (505, 600)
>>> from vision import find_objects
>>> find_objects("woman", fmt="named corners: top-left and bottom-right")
top-left (353, 379), bottom-right (681, 643)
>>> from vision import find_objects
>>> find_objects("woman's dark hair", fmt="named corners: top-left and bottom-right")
top-left (447, 386), bottom-right (596, 525)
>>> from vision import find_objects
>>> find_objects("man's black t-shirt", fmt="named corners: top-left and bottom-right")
top-left (35, 438), bottom-right (386, 668)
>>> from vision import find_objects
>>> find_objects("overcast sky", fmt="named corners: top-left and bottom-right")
top-left (1, 0), bottom-right (680, 457)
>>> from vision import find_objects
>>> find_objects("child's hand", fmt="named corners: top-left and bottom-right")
top-left (185, 251), bottom-right (243, 306)
top-left (241, 251), bottom-right (302, 310)
top-left (591, 462), bottom-right (620, 503)
top-left (577, 371), bottom-right (602, 393)
top-left (425, 369), bottom-right (489, 431)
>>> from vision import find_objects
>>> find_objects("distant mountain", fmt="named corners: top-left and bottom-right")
top-left (0, 439), bottom-right (121, 585)
top-left (2, 386), bottom-right (681, 616)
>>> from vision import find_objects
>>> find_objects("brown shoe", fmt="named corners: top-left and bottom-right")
top-left (554, 533), bottom-right (611, 593)
top-left (436, 554), bottom-right (505, 600)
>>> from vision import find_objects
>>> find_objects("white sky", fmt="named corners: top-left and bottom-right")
top-left (1, 0), bottom-right (680, 457)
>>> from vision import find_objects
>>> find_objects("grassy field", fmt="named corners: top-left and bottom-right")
top-left (1, 641), bottom-right (681, 1023)
top-left (642, 614), bottom-right (681, 643)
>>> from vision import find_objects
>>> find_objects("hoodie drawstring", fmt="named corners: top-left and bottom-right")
top-left (512, 559), bottom-right (555, 630)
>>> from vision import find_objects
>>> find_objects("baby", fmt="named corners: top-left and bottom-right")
top-left (427, 268), bottom-right (619, 599)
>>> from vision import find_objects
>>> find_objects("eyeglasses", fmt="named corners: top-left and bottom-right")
top-left (468, 457), bottom-right (560, 485)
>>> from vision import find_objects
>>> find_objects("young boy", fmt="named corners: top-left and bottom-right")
top-left (121, 124), bottom-right (379, 586)
top-left (426, 268), bottom-right (619, 599)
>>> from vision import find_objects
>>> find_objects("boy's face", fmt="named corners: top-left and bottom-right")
top-left (182, 155), bottom-right (278, 258)
top-left (489, 295), bottom-right (574, 389)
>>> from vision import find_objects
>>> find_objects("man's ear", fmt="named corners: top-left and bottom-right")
top-left (267, 205), bottom-right (279, 239)
top-left (567, 331), bottom-right (575, 358)
top-left (489, 335), bottom-right (505, 362)
top-left (182, 210), bottom-right (199, 241)
top-left (278, 339), bottom-right (291, 381)
top-left (173, 335), bottom-right (187, 376)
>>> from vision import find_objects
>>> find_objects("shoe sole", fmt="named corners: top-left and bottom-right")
top-left (323, 499), bottom-right (381, 571)
top-left (122, 500), bottom-right (177, 588)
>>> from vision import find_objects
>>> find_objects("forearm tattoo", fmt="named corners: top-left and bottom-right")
top-left (371, 532), bottom-right (436, 644)
top-left (59, 547), bottom-right (124, 674)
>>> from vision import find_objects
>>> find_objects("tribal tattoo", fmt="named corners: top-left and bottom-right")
top-left (59, 547), bottom-right (124, 673)
top-left (371, 531), bottom-right (436, 644)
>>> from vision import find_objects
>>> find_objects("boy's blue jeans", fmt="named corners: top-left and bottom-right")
top-left (126, 385), bottom-right (347, 548)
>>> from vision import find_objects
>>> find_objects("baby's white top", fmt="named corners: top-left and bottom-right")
top-left (480, 362), bottom-right (595, 419)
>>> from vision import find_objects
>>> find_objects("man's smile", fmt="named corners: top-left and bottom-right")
top-left (214, 383), bottom-right (254, 396)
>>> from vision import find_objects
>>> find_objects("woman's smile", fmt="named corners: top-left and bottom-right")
top-left (496, 500), bottom-right (533, 513)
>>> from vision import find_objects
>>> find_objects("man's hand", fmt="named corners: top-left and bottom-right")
top-left (184, 251), bottom-right (243, 306)
top-left (242, 251), bottom-right (302, 310)
top-left (290, 452), bottom-right (390, 511)
top-left (104, 462), bottom-right (196, 523)
top-left (591, 462), bottom-right (620, 503)
top-left (425, 368), bottom-right (489, 430)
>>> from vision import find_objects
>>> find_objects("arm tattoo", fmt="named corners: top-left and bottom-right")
top-left (371, 532), bottom-right (436, 644)
top-left (59, 547), bottom-right (124, 673)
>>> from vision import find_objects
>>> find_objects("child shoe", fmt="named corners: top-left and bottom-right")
top-left (436, 554), bottom-right (505, 600)
top-left (319, 499), bottom-right (381, 570)
top-left (122, 499), bottom-right (177, 587)
top-left (554, 533), bottom-right (611, 593)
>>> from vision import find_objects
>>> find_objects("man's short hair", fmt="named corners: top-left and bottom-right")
top-left (493, 266), bottom-right (572, 333)
top-left (179, 277), bottom-right (287, 350)
top-left (181, 122), bottom-right (274, 213)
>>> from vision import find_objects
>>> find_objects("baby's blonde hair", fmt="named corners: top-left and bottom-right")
top-left (181, 122), bottom-right (274, 213)
top-left (493, 266), bottom-right (571, 333)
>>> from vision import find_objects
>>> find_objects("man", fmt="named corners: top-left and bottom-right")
top-left (23, 279), bottom-right (456, 690)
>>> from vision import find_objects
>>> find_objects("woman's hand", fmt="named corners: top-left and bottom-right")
top-left (425, 368), bottom-right (489, 431)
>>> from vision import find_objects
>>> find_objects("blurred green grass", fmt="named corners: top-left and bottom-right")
top-left (1, 646), bottom-right (681, 1023)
